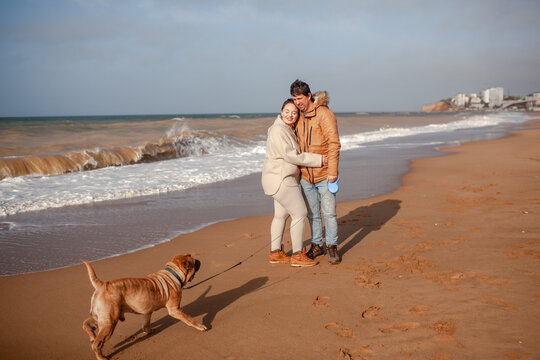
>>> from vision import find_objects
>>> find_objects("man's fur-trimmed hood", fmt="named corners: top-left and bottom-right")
top-left (313, 91), bottom-right (329, 107)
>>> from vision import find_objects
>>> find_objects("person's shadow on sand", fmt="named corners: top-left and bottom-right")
top-left (306, 199), bottom-right (400, 256)
top-left (338, 199), bottom-right (401, 255)
top-left (111, 276), bottom-right (268, 356)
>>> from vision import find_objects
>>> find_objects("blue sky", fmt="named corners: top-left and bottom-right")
top-left (1, 0), bottom-right (539, 116)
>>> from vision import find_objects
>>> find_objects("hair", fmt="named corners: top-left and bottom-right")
top-left (290, 79), bottom-right (311, 97)
top-left (281, 98), bottom-right (295, 111)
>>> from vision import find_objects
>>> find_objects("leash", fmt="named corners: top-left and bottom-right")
top-left (184, 216), bottom-right (304, 290)
top-left (183, 241), bottom-right (268, 290)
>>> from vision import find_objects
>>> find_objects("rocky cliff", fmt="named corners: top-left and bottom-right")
top-left (422, 100), bottom-right (452, 112)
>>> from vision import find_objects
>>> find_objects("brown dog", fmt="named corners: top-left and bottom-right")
top-left (82, 254), bottom-right (207, 360)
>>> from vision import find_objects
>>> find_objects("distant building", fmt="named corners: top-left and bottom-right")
top-left (483, 87), bottom-right (504, 107)
top-left (482, 90), bottom-right (490, 104)
top-left (527, 93), bottom-right (540, 110)
top-left (452, 93), bottom-right (467, 108)
top-left (469, 93), bottom-right (483, 110)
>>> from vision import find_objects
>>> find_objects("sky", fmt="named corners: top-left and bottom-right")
top-left (0, 0), bottom-right (539, 116)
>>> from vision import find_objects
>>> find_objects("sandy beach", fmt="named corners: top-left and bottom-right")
top-left (1, 118), bottom-right (538, 360)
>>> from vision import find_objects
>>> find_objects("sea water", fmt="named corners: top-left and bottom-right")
top-left (0, 111), bottom-right (533, 275)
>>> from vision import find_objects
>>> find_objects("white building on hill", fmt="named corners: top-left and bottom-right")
top-left (453, 93), bottom-right (467, 107)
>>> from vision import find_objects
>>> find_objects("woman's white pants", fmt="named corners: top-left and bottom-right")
top-left (270, 179), bottom-right (307, 253)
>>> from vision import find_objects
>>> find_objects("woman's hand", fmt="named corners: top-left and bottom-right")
top-left (322, 155), bottom-right (328, 166)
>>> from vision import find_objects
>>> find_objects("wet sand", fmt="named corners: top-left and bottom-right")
top-left (0, 119), bottom-right (538, 360)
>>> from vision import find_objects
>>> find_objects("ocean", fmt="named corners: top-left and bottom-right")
top-left (0, 111), bottom-right (533, 275)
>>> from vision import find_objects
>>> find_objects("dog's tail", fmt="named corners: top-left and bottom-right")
top-left (81, 259), bottom-right (103, 289)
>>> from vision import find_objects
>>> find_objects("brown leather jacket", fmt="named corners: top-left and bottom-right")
top-left (295, 91), bottom-right (341, 184)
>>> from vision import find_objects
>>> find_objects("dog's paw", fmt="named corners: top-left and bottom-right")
top-left (197, 324), bottom-right (208, 332)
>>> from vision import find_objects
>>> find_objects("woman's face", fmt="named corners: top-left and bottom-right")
top-left (281, 103), bottom-right (299, 126)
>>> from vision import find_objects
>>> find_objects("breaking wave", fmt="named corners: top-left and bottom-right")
top-left (0, 122), bottom-right (243, 180)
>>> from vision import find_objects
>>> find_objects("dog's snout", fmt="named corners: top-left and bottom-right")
top-left (194, 259), bottom-right (201, 272)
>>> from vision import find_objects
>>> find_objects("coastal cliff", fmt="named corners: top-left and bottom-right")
top-left (422, 100), bottom-right (451, 112)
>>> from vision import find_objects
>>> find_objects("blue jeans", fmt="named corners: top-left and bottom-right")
top-left (300, 178), bottom-right (338, 246)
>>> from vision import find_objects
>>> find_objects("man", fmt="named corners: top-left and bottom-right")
top-left (290, 79), bottom-right (341, 264)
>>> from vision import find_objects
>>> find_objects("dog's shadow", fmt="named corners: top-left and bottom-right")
top-left (111, 276), bottom-right (268, 355)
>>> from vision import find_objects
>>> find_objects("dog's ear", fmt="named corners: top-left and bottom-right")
top-left (182, 254), bottom-right (193, 270)
top-left (185, 261), bottom-right (191, 271)
top-left (181, 256), bottom-right (193, 272)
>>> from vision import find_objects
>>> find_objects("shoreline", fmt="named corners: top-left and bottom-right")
top-left (0, 119), bottom-right (539, 359)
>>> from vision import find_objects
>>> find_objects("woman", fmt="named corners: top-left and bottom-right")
top-left (261, 99), bottom-right (328, 267)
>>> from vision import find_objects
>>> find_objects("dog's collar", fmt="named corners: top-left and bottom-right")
top-left (165, 267), bottom-right (185, 287)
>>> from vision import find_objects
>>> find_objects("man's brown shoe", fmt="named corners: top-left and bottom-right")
top-left (327, 245), bottom-right (341, 265)
top-left (290, 251), bottom-right (318, 267)
top-left (269, 249), bottom-right (290, 264)
top-left (306, 243), bottom-right (324, 259)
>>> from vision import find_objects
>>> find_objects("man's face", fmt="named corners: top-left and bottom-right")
top-left (292, 94), bottom-right (311, 112)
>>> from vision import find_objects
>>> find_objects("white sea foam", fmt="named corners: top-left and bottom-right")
top-left (0, 145), bottom-right (266, 216)
top-left (340, 112), bottom-right (530, 151)
top-left (0, 112), bottom-right (532, 216)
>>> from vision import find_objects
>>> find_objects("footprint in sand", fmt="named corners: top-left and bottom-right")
top-left (504, 250), bottom-right (540, 259)
top-left (243, 232), bottom-right (263, 240)
top-left (354, 275), bottom-right (381, 289)
top-left (437, 238), bottom-right (469, 247)
top-left (325, 322), bottom-right (355, 338)
top-left (392, 219), bottom-right (426, 239)
top-left (429, 319), bottom-right (456, 336)
top-left (379, 322), bottom-right (420, 333)
top-left (510, 241), bottom-right (535, 249)
top-left (504, 242), bottom-right (540, 260)
top-left (424, 271), bottom-right (466, 289)
top-left (339, 346), bottom-right (374, 359)
top-left (461, 272), bottom-right (509, 286)
top-left (505, 352), bottom-right (532, 359)
top-left (401, 305), bottom-right (430, 317)
top-left (313, 296), bottom-right (330, 308)
top-left (482, 296), bottom-right (518, 311)
top-left (430, 321), bottom-right (463, 350)
top-left (362, 305), bottom-right (383, 319)
top-left (460, 184), bottom-right (498, 193)
top-left (393, 243), bottom-right (412, 252)
top-left (415, 240), bottom-right (433, 252)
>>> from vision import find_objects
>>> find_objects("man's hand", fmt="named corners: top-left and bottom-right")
top-left (327, 175), bottom-right (338, 183)
top-left (322, 155), bottom-right (328, 166)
